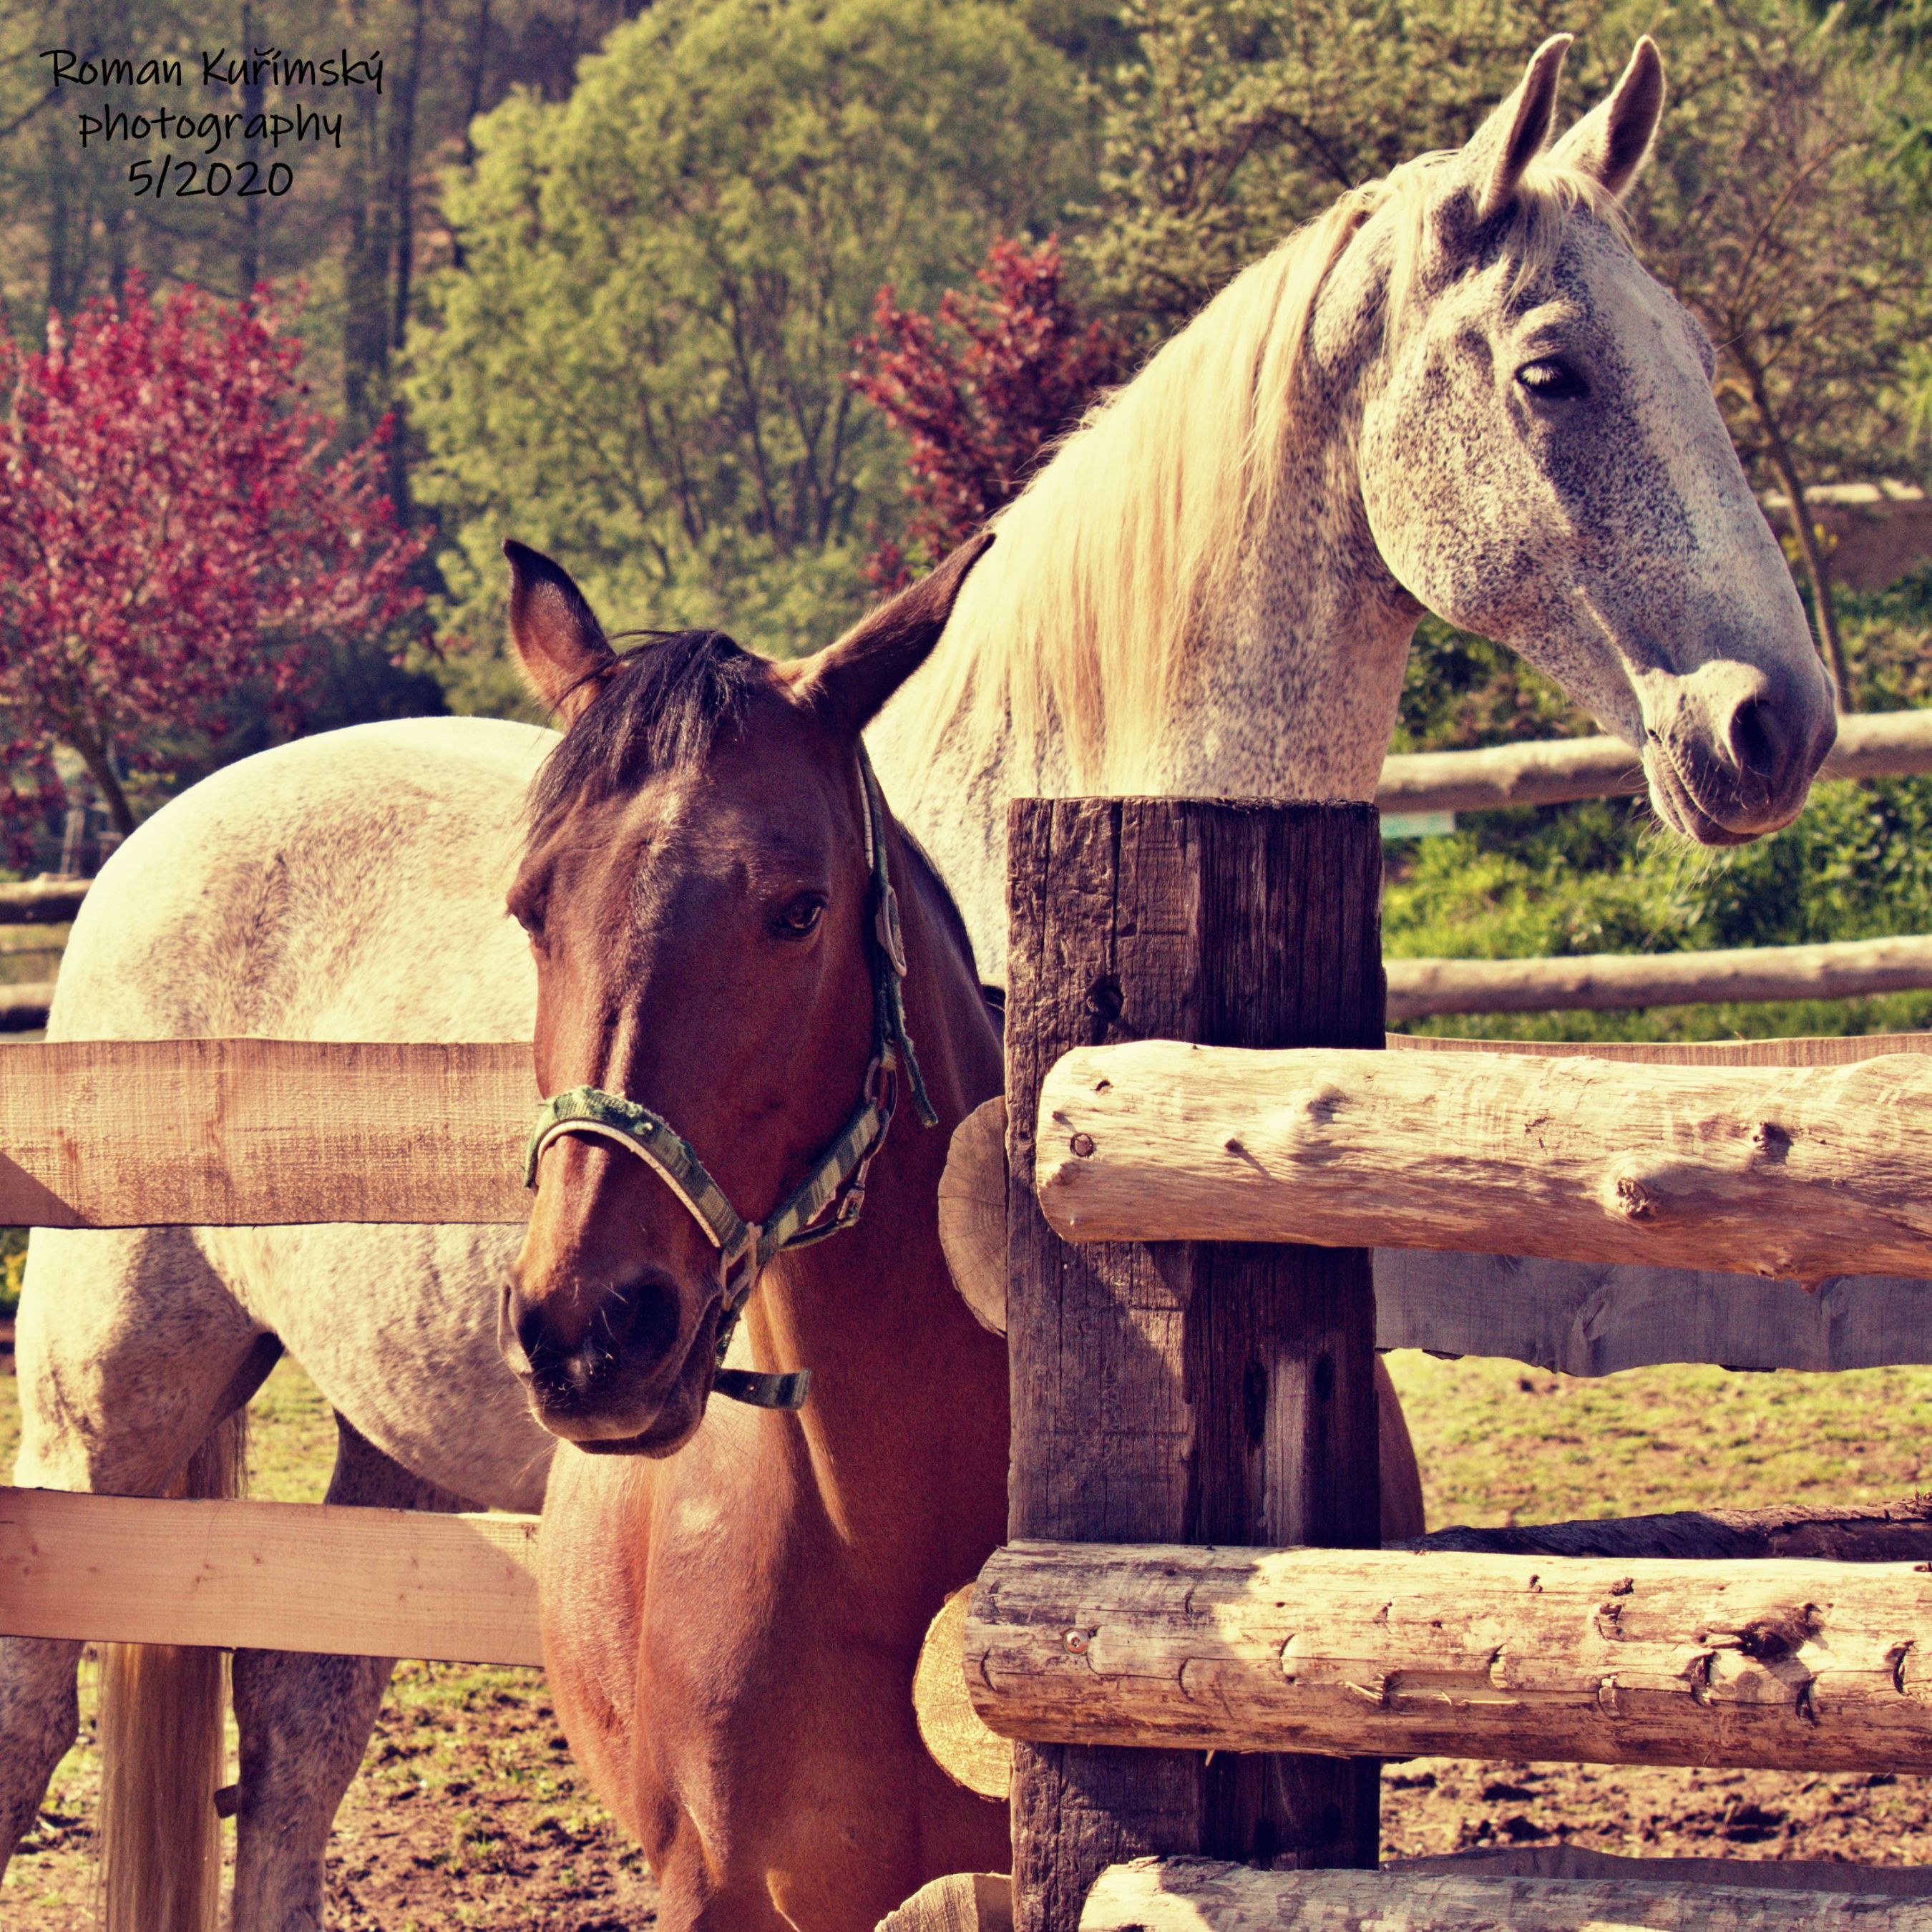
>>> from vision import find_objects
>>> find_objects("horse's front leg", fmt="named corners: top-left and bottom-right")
top-left (230, 1415), bottom-right (464, 1932)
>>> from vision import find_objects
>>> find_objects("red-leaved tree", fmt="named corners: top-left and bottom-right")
top-left (0, 280), bottom-right (428, 846)
top-left (850, 236), bottom-right (1124, 590)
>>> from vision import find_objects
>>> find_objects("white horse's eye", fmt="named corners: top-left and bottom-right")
top-left (1516, 358), bottom-right (1587, 402)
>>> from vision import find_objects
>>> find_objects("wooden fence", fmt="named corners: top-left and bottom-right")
top-left (1374, 705), bottom-right (1932, 816)
top-left (962, 795), bottom-right (1932, 1932)
top-left (9, 808), bottom-right (1932, 1928)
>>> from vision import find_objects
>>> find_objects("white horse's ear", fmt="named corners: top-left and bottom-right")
top-left (504, 540), bottom-right (615, 725)
top-left (792, 532), bottom-right (994, 736)
top-left (1550, 38), bottom-right (1665, 200)
top-left (1462, 33), bottom-right (1572, 223)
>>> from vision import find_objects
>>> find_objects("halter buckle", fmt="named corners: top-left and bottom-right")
top-left (875, 880), bottom-right (909, 979)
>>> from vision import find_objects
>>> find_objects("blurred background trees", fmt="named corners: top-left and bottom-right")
top-left (404, 0), bottom-right (1090, 708)
top-left (1, 0), bottom-right (1930, 1035)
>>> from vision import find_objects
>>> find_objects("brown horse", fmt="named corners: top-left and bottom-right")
top-left (504, 537), bottom-right (1013, 1929)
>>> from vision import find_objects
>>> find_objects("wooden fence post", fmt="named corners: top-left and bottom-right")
top-left (1002, 799), bottom-right (1385, 1932)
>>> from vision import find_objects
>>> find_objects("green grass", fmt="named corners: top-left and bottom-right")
top-left (1385, 1351), bottom-right (1932, 1530)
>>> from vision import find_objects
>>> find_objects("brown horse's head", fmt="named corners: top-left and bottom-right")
top-left (499, 537), bottom-right (990, 1453)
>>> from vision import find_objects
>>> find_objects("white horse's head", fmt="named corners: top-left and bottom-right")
top-left (1358, 36), bottom-right (1835, 842)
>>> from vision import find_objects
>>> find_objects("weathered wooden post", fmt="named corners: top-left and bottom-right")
top-left (1002, 798), bottom-right (1385, 1932)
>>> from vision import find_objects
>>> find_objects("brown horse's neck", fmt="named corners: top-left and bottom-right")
top-left (738, 822), bottom-right (1007, 1576)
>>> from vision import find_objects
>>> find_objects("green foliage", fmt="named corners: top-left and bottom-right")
top-left (1, 1229), bottom-right (23, 1322)
top-left (1080, 0), bottom-right (1598, 332)
top-left (407, 0), bottom-right (1087, 705)
top-left (1385, 575), bottom-right (1932, 1044)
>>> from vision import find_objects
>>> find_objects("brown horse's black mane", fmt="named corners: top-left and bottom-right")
top-left (522, 623), bottom-right (981, 982)
top-left (526, 628), bottom-right (766, 851)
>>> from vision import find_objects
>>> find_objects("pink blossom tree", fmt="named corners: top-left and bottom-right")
top-left (850, 236), bottom-right (1124, 590)
top-left (0, 280), bottom-right (428, 844)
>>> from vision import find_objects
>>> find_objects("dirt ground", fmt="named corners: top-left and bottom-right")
top-left (8, 1348), bottom-right (1932, 1926)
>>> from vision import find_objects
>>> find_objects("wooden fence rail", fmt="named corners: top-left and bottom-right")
top-left (0, 1038), bottom-right (535, 1226)
top-left (1374, 708), bottom-right (1932, 816)
top-left (0, 879), bottom-right (88, 924)
top-left (1082, 1858), bottom-right (1932, 1931)
top-left (966, 1541), bottom-right (1932, 1773)
top-left (1386, 932), bottom-right (1932, 1019)
top-left (1035, 1041), bottom-right (1932, 1279)
top-left (0, 1489), bottom-right (542, 1664)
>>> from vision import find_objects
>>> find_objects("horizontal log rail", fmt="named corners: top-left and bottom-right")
top-left (1395, 1843), bottom-right (1932, 1900)
top-left (0, 879), bottom-right (89, 925)
top-left (0, 981), bottom-right (54, 1033)
top-left (0, 1038), bottom-right (537, 1226)
top-left (1082, 1858), bottom-right (1930, 1930)
top-left (967, 1540), bottom-right (1932, 1773)
top-left (1375, 708), bottom-right (1932, 816)
top-left (1387, 933), bottom-right (1932, 1020)
top-left (1035, 1043), bottom-right (1932, 1278)
top-left (0, 1488), bottom-right (542, 1664)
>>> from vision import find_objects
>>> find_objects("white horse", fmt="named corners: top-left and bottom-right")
top-left (1, 36), bottom-right (1832, 1932)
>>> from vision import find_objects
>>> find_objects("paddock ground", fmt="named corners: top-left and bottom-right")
top-left (6, 1347), bottom-right (1932, 1927)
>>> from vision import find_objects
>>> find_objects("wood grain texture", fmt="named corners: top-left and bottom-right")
top-left (0, 1039), bottom-right (538, 1225)
top-left (1393, 1843), bottom-right (1932, 1898)
top-left (0, 1487), bottom-right (542, 1664)
top-left (1081, 1856), bottom-right (1930, 1930)
top-left (1038, 1044), bottom-right (1932, 1279)
top-left (1373, 710), bottom-right (1932, 816)
top-left (1386, 935), bottom-right (1932, 1020)
top-left (1004, 800), bottom-right (1385, 1932)
top-left (969, 1538), bottom-right (1932, 1772)
top-left (940, 1097), bottom-right (1009, 1336)
top-left (876, 1873), bottom-right (1013, 1932)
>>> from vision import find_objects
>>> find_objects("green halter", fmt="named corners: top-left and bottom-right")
top-left (523, 744), bottom-right (936, 1413)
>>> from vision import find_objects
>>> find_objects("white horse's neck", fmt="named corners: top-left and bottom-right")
top-left (869, 222), bottom-right (1418, 982)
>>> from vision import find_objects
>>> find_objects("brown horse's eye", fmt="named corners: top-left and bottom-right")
top-left (774, 894), bottom-right (826, 940)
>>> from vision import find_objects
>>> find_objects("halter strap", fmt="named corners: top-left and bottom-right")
top-left (523, 743), bottom-right (933, 1412)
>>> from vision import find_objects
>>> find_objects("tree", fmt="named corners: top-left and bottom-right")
top-left (1626, 0), bottom-right (1932, 712)
top-left (849, 235), bottom-right (1126, 589)
top-left (406, 0), bottom-right (1087, 706)
top-left (0, 280), bottom-right (426, 842)
top-left (1080, 0), bottom-right (1594, 335)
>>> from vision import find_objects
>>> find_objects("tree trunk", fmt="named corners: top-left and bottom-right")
top-left (1737, 343), bottom-right (1854, 713)
top-left (238, 0), bottom-right (263, 297)
top-left (381, 0), bottom-right (430, 517)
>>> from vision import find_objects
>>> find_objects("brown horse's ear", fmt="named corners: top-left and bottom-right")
top-left (1549, 38), bottom-right (1664, 201)
top-left (792, 532), bottom-right (995, 736)
top-left (1460, 33), bottom-right (1571, 223)
top-left (504, 540), bottom-right (616, 725)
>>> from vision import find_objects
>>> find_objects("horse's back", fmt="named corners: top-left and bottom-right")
top-left (52, 715), bottom-right (553, 1043)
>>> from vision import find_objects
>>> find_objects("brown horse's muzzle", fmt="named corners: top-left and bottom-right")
top-left (506, 1236), bottom-right (726, 1453)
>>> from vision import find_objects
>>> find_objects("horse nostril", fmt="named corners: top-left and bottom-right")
top-left (507, 1270), bottom-right (686, 1402)
top-left (1727, 696), bottom-right (1785, 789)
top-left (613, 1269), bottom-right (683, 1361)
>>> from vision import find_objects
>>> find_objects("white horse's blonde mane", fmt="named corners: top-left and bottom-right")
top-left (908, 152), bottom-right (1629, 790)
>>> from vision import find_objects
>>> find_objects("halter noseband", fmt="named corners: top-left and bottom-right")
top-left (522, 743), bottom-right (935, 1412)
